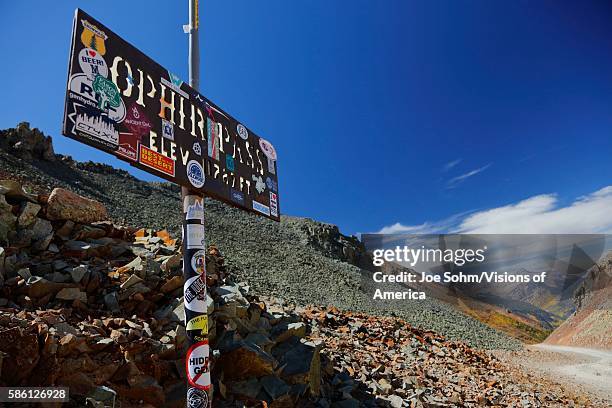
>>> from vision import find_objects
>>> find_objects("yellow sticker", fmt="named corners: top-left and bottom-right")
top-left (80, 19), bottom-right (108, 56)
top-left (187, 315), bottom-right (208, 334)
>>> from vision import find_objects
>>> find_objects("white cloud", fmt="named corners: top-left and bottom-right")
top-left (446, 163), bottom-right (491, 188)
top-left (442, 158), bottom-right (462, 172)
top-left (457, 186), bottom-right (612, 234)
top-left (375, 186), bottom-right (612, 235)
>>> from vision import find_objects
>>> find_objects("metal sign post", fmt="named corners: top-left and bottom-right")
top-left (183, 1), bottom-right (210, 407)
top-left (61, 6), bottom-right (281, 406)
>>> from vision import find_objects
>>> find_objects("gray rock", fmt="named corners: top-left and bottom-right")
top-left (104, 292), bottom-right (120, 313)
top-left (260, 375), bottom-right (291, 399)
top-left (56, 287), bottom-right (87, 303)
top-left (17, 202), bottom-right (40, 228)
top-left (70, 265), bottom-right (88, 283)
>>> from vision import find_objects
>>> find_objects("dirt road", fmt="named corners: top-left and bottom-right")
top-left (496, 344), bottom-right (612, 406)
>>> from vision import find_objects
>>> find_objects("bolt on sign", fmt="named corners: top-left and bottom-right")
top-left (62, 9), bottom-right (280, 221)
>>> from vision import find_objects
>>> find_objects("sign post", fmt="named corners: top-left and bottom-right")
top-left (62, 5), bottom-right (280, 408)
top-left (183, 1), bottom-right (210, 407)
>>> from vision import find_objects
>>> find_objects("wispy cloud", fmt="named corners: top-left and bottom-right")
top-left (456, 186), bottom-right (612, 234)
top-left (375, 185), bottom-right (612, 235)
top-left (442, 158), bottom-right (462, 172)
top-left (446, 163), bottom-right (492, 189)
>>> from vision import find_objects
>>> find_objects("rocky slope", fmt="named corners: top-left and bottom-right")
top-left (0, 123), bottom-right (521, 350)
top-left (545, 251), bottom-right (612, 349)
top-left (1, 179), bottom-right (603, 407)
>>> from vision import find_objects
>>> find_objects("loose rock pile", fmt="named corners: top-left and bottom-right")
top-left (302, 306), bottom-right (603, 408)
top-left (0, 178), bottom-right (604, 407)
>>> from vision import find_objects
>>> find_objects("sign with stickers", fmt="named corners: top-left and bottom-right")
top-left (62, 9), bottom-right (280, 221)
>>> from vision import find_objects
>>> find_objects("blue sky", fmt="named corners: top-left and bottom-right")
top-left (1, 1), bottom-right (611, 235)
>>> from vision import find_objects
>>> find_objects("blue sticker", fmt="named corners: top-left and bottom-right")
top-left (266, 177), bottom-right (277, 192)
top-left (230, 189), bottom-right (244, 205)
top-left (226, 155), bottom-right (235, 172)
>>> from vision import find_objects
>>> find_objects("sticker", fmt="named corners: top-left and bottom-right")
top-left (116, 132), bottom-right (139, 161)
top-left (187, 160), bottom-right (205, 188)
top-left (268, 158), bottom-right (276, 174)
top-left (161, 118), bottom-right (175, 140)
top-left (68, 73), bottom-right (126, 122)
top-left (186, 341), bottom-right (211, 390)
top-left (253, 200), bottom-right (270, 216)
top-left (252, 175), bottom-right (266, 194)
top-left (139, 145), bottom-right (175, 177)
top-left (191, 250), bottom-right (206, 274)
top-left (186, 315), bottom-right (208, 334)
top-left (193, 142), bottom-right (202, 156)
top-left (124, 102), bottom-right (152, 137)
top-left (206, 119), bottom-right (220, 161)
top-left (161, 71), bottom-right (189, 99)
top-left (92, 74), bottom-right (121, 110)
top-left (270, 192), bottom-right (278, 217)
top-left (266, 177), bottom-right (277, 192)
top-left (184, 275), bottom-right (207, 309)
top-left (226, 155), bottom-right (235, 172)
top-left (237, 123), bottom-right (248, 140)
top-left (230, 189), bottom-right (244, 205)
top-left (259, 138), bottom-right (277, 160)
top-left (186, 224), bottom-right (205, 249)
top-left (78, 48), bottom-right (108, 80)
top-left (184, 196), bottom-right (204, 221)
top-left (74, 110), bottom-right (118, 146)
top-left (187, 388), bottom-right (208, 408)
top-left (80, 19), bottom-right (108, 55)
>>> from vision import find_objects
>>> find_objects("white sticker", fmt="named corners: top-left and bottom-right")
top-left (78, 48), bottom-right (108, 80)
top-left (186, 341), bottom-right (211, 390)
top-left (161, 118), bottom-right (175, 140)
top-left (259, 138), bottom-right (277, 160)
top-left (191, 249), bottom-right (206, 274)
top-left (184, 196), bottom-right (204, 221)
top-left (184, 275), bottom-right (207, 312)
top-left (237, 123), bottom-right (249, 140)
top-left (186, 224), bottom-right (205, 249)
top-left (186, 160), bottom-right (205, 188)
top-left (69, 73), bottom-right (126, 123)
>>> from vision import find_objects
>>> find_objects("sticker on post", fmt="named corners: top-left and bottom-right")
top-left (187, 387), bottom-right (209, 408)
top-left (184, 275), bottom-right (207, 312)
top-left (191, 249), bottom-right (206, 274)
top-left (187, 160), bottom-right (205, 188)
top-left (186, 315), bottom-right (208, 334)
top-left (184, 196), bottom-right (204, 221)
top-left (186, 341), bottom-right (211, 390)
top-left (185, 224), bottom-right (205, 249)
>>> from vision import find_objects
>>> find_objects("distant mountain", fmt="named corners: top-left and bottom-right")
top-left (545, 251), bottom-right (612, 349)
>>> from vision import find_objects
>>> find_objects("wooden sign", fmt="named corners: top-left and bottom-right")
top-left (62, 9), bottom-right (280, 221)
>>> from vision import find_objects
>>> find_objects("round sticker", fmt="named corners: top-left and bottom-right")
top-left (259, 138), bottom-right (277, 160)
top-left (237, 123), bottom-right (249, 140)
top-left (186, 341), bottom-right (211, 390)
top-left (191, 250), bottom-right (206, 274)
top-left (187, 160), bottom-right (205, 188)
top-left (78, 48), bottom-right (108, 80)
top-left (184, 275), bottom-right (207, 313)
top-left (69, 73), bottom-right (126, 123)
top-left (187, 388), bottom-right (209, 408)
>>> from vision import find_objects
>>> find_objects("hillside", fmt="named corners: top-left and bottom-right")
top-left (0, 122), bottom-right (521, 350)
top-left (545, 251), bottom-right (612, 349)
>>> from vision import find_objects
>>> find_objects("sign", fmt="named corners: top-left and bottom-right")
top-left (63, 9), bottom-right (280, 221)
top-left (186, 341), bottom-right (211, 390)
